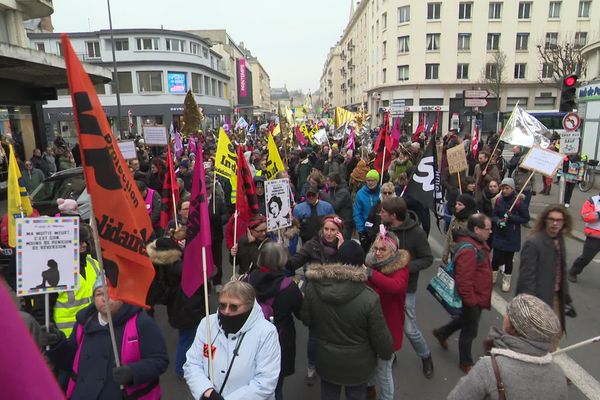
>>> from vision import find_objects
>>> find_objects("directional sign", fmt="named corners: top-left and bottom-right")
top-left (562, 112), bottom-right (581, 131)
top-left (464, 89), bottom-right (490, 98)
top-left (464, 98), bottom-right (488, 107)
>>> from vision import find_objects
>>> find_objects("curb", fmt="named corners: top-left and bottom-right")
top-left (530, 212), bottom-right (586, 243)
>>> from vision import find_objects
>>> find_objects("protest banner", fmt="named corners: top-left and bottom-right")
top-left (142, 125), bottom-right (168, 146)
top-left (446, 144), bottom-right (468, 192)
top-left (265, 178), bottom-right (292, 232)
top-left (520, 146), bottom-right (565, 177)
top-left (117, 140), bottom-right (137, 160)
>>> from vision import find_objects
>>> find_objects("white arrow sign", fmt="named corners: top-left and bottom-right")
top-left (464, 98), bottom-right (488, 107)
top-left (464, 89), bottom-right (490, 98)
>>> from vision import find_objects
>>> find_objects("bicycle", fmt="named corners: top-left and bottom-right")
top-left (578, 158), bottom-right (599, 192)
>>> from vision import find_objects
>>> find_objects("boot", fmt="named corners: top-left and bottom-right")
top-left (502, 273), bottom-right (512, 293)
top-left (421, 355), bottom-right (434, 379)
top-left (492, 271), bottom-right (498, 284)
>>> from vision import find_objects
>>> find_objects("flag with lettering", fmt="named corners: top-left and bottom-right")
top-left (62, 33), bottom-right (154, 307)
top-left (295, 125), bottom-right (308, 146)
top-left (7, 144), bottom-right (33, 247)
top-left (174, 130), bottom-right (184, 157)
top-left (373, 113), bottom-right (393, 175)
top-left (160, 145), bottom-right (180, 229)
top-left (265, 133), bottom-right (285, 180)
top-left (182, 145), bottom-right (213, 297)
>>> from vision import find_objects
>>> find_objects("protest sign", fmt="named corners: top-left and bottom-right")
top-left (117, 140), bottom-right (137, 160)
top-left (519, 147), bottom-right (565, 177)
top-left (143, 126), bottom-right (168, 146)
top-left (560, 131), bottom-right (580, 155)
top-left (265, 178), bottom-right (292, 232)
top-left (446, 144), bottom-right (468, 174)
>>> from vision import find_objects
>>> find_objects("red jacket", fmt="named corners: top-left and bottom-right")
top-left (581, 195), bottom-right (600, 239)
top-left (453, 230), bottom-right (492, 309)
top-left (368, 250), bottom-right (410, 351)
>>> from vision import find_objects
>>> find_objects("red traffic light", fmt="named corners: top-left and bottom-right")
top-left (563, 75), bottom-right (577, 87)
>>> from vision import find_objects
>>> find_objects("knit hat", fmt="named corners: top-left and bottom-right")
top-left (365, 169), bottom-right (380, 182)
top-left (507, 294), bottom-right (561, 343)
top-left (456, 194), bottom-right (476, 211)
top-left (500, 177), bottom-right (516, 190)
top-left (338, 240), bottom-right (365, 267)
top-left (154, 237), bottom-right (182, 253)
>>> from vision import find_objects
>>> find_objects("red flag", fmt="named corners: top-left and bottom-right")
top-left (374, 113), bottom-right (393, 174)
top-left (182, 145), bottom-right (213, 297)
top-left (160, 145), bottom-right (180, 229)
top-left (411, 114), bottom-right (425, 142)
top-left (62, 33), bottom-right (154, 307)
top-left (472, 120), bottom-right (480, 159)
top-left (391, 116), bottom-right (401, 151)
top-left (429, 111), bottom-right (439, 137)
top-left (225, 145), bottom-right (259, 248)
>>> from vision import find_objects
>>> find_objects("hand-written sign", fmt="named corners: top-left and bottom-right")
top-left (265, 178), bottom-right (292, 232)
top-left (519, 147), bottom-right (565, 177)
top-left (446, 145), bottom-right (468, 174)
top-left (142, 126), bottom-right (168, 146)
top-left (117, 140), bottom-right (137, 160)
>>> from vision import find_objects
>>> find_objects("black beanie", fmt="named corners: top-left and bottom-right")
top-left (154, 237), bottom-right (182, 253)
top-left (456, 193), bottom-right (476, 211)
top-left (338, 240), bottom-right (365, 267)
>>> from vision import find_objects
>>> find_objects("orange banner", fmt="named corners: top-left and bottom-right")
top-left (62, 33), bottom-right (154, 307)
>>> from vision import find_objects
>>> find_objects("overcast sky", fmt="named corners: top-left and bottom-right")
top-left (51, 0), bottom-right (351, 93)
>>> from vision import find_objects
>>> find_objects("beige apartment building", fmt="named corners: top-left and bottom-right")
top-left (247, 55), bottom-right (273, 116)
top-left (320, 0), bottom-right (599, 132)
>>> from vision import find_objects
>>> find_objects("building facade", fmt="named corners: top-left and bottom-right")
top-left (320, 44), bottom-right (343, 115)
top-left (579, 40), bottom-right (600, 160)
top-left (320, 0), bottom-right (599, 133)
top-left (247, 55), bottom-right (273, 116)
top-left (28, 29), bottom-right (231, 143)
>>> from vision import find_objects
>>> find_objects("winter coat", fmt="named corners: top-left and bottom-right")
top-left (324, 155), bottom-right (347, 181)
top-left (184, 301), bottom-right (281, 400)
top-left (388, 211), bottom-right (434, 293)
top-left (516, 231), bottom-right (570, 331)
top-left (247, 268), bottom-right (303, 377)
top-left (453, 229), bottom-right (493, 309)
top-left (447, 327), bottom-right (567, 400)
top-left (21, 167), bottom-right (45, 194)
top-left (353, 184), bottom-right (380, 233)
top-left (296, 159), bottom-right (312, 192)
top-left (49, 303), bottom-right (168, 400)
top-left (328, 183), bottom-right (353, 229)
top-left (473, 163), bottom-right (501, 201)
top-left (478, 189), bottom-right (498, 217)
top-left (492, 193), bottom-right (530, 252)
top-left (507, 153), bottom-right (523, 178)
top-left (366, 251), bottom-right (410, 350)
top-left (581, 195), bottom-right (600, 239)
top-left (512, 168), bottom-right (535, 192)
top-left (442, 217), bottom-right (469, 263)
top-left (301, 263), bottom-right (394, 385)
top-left (286, 237), bottom-right (340, 272)
top-left (292, 200), bottom-right (335, 243)
top-left (235, 236), bottom-right (270, 275)
top-left (388, 159), bottom-right (413, 182)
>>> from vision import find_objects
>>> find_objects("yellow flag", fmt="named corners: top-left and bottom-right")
top-left (214, 128), bottom-right (238, 202)
top-left (300, 123), bottom-right (310, 142)
top-left (335, 107), bottom-right (356, 129)
top-left (265, 134), bottom-right (285, 180)
top-left (7, 144), bottom-right (33, 247)
top-left (272, 123), bottom-right (281, 136)
top-left (285, 107), bottom-right (294, 126)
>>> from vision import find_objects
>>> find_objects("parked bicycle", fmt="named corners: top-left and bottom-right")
top-left (579, 158), bottom-right (599, 192)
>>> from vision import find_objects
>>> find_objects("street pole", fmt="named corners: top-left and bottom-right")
top-left (107, 0), bottom-right (123, 139)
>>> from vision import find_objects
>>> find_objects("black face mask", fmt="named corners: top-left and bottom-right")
top-left (218, 309), bottom-right (252, 337)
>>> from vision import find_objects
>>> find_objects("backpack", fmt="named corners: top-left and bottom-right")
top-left (259, 277), bottom-right (292, 323)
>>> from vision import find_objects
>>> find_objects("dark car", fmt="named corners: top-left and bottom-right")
top-left (30, 167), bottom-right (90, 220)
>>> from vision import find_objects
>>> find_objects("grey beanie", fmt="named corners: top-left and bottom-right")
top-left (500, 177), bottom-right (516, 190)
top-left (507, 294), bottom-right (561, 343)
top-left (92, 275), bottom-right (104, 293)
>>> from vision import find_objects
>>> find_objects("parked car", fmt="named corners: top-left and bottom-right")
top-left (30, 167), bottom-right (90, 220)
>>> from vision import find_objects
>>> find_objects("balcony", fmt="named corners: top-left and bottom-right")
top-left (15, 0), bottom-right (54, 19)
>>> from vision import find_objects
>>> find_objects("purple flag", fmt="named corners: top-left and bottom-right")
top-left (345, 127), bottom-right (355, 151)
top-left (182, 145), bottom-right (214, 297)
top-left (174, 130), bottom-right (183, 157)
top-left (187, 137), bottom-right (197, 155)
top-left (296, 125), bottom-right (308, 146)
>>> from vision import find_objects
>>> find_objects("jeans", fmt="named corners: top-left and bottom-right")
top-left (372, 357), bottom-right (394, 400)
top-left (275, 375), bottom-right (284, 400)
top-left (571, 236), bottom-right (600, 276)
top-left (175, 326), bottom-right (198, 376)
top-left (321, 379), bottom-right (367, 400)
top-left (564, 182), bottom-right (576, 204)
top-left (404, 292), bottom-right (431, 359)
top-left (492, 249), bottom-right (515, 275)
top-left (307, 329), bottom-right (317, 368)
top-left (436, 305), bottom-right (482, 365)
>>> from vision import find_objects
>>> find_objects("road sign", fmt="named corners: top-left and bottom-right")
top-left (464, 98), bottom-right (488, 107)
top-left (463, 89), bottom-right (490, 98)
top-left (562, 112), bottom-right (581, 131)
top-left (560, 131), bottom-right (580, 154)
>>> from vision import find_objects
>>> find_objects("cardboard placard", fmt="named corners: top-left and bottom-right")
top-left (446, 144), bottom-right (468, 174)
top-left (265, 178), bottom-right (292, 232)
top-left (142, 125), bottom-right (168, 146)
top-left (560, 131), bottom-right (580, 155)
top-left (16, 217), bottom-right (80, 296)
top-left (519, 146), bottom-right (564, 177)
top-left (117, 140), bottom-right (137, 160)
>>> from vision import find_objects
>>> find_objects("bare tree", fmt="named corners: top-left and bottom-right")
top-left (480, 50), bottom-right (508, 130)
top-left (536, 41), bottom-right (587, 85)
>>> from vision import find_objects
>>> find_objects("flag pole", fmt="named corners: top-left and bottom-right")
top-left (380, 146), bottom-right (386, 186)
top-left (171, 190), bottom-right (179, 230)
top-left (457, 172), bottom-right (462, 194)
top-left (508, 170), bottom-right (535, 213)
top-left (231, 209), bottom-right (238, 281)
top-left (552, 335), bottom-right (600, 356)
top-left (201, 246), bottom-right (214, 382)
top-left (212, 170), bottom-right (217, 214)
top-left (483, 101), bottom-right (520, 173)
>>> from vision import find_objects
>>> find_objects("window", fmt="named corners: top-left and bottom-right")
top-left (137, 71), bottom-right (163, 92)
top-left (514, 63), bottom-right (526, 79)
top-left (398, 36), bottom-right (410, 53)
top-left (545, 32), bottom-right (558, 49)
top-left (427, 2), bottom-right (441, 19)
top-left (212, 79), bottom-right (217, 97)
top-left (425, 63), bottom-right (439, 79)
top-left (548, 1), bottom-right (561, 18)
top-left (382, 68), bottom-right (387, 83)
top-left (56, 42), bottom-right (63, 56)
top-left (204, 76), bottom-right (211, 95)
top-left (575, 32), bottom-right (588, 47)
top-left (382, 12), bottom-right (387, 29)
top-left (190, 42), bottom-right (201, 55)
top-left (218, 81), bottom-right (224, 98)
top-left (426, 33), bottom-right (441, 51)
top-left (35, 42), bottom-right (45, 52)
top-left (136, 38), bottom-right (159, 50)
top-left (487, 33), bottom-right (500, 51)
top-left (398, 5), bottom-right (410, 23)
top-left (116, 71), bottom-right (133, 93)
top-left (166, 38), bottom-right (185, 52)
top-left (397, 65), bottom-right (409, 81)
top-left (516, 33), bottom-right (529, 50)
top-left (518, 2), bottom-right (532, 19)
top-left (382, 41), bottom-right (387, 58)
top-left (489, 2), bottom-right (503, 19)
top-left (578, 1), bottom-right (591, 17)
top-left (202, 46), bottom-right (209, 58)
top-left (485, 63), bottom-right (498, 79)
top-left (457, 63), bottom-right (469, 79)
top-left (106, 38), bottom-right (129, 51)
top-left (86, 41), bottom-right (100, 58)
top-left (191, 73), bottom-right (203, 94)
top-left (458, 2), bottom-right (472, 19)
top-left (95, 83), bottom-right (106, 95)
top-left (542, 63), bottom-right (554, 79)
top-left (457, 33), bottom-right (471, 50)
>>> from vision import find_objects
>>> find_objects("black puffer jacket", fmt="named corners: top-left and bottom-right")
top-left (301, 263), bottom-right (393, 385)
top-left (286, 237), bottom-right (340, 272)
top-left (329, 183), bottom-right (353, 229)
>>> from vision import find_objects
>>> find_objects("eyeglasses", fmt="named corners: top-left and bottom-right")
top-left (382, 191), bottom-right (394, 195)
top-left (374, 246), bottom-right (389, 253)
top-left (218, 302), bottom-right (247, 312)
top-left (546, 218), bottom-right (564, 224)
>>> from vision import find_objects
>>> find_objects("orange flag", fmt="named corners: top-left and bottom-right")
top-left (62, 33), bottom-right (154, 307)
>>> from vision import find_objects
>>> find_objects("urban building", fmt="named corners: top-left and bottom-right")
top-left (319, 44), bottom-right (343, 115)
top-left (578, 40), bottom-right (600, 159)
top-left (243, 47), bottom-right (273, 117)
top-left (270, 87), bottom-right (307, 111)
top-left (320, 0), bottom-right (599, 133)
top-left (28, 28), bottom-right (231, 143)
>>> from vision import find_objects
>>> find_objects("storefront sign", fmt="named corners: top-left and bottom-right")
top-left (403, 105), bottom-right (449, 112)
top-left (238, 59), bottom-right (247, 97)
top-left (578, 81), bottom-right (600, 102)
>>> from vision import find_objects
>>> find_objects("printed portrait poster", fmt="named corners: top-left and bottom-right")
top-left (265, 178), bottom-right (292, 232)
top-left (16, 217), bottom-right (80, 296)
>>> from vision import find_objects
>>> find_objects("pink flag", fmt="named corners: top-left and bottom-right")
top-left (187, 137), bottom-right (197, 154)
top-left (345, 127), bottom-right (355, 151)
top-left (174, 130), bottom-right (183, 157)
top-left (472, 120), bottom-right (480, 159)
top-left (296, 125), bottom-right (308, 146)
top-left (182, 145), bottom-right (214, 297)
top-left (391, 116), bottom-right (401, 150)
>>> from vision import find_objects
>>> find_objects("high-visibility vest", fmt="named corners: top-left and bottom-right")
top-left (54, 256), bottom-right (100, 337)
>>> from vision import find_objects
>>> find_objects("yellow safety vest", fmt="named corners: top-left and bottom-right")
top-left (53, 256), bottom-right (100, 337)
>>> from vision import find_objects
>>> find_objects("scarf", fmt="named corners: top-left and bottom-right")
top-left (365, 250), bottom-right (401, 271)
top-left (320, 236), bottom-right (338, 259)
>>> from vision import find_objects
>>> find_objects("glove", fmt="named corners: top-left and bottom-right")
top-left (497, 218), bottom-right (507, 229)
top-left (39, 325), bottom-right (65, 347)
top-left (207, 390), bottom-right (225, 400)
top-left (112, 365), bottom-right (134, 385)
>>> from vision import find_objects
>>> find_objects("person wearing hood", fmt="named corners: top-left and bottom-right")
top-left (184, 281), bottom-right (281, 400)
top-left (42, 279), bottom-right (169, 400)
top-left (326, 172), bottom-right (354, 239)
top-left (478, 179), bottom-right (500, 218)
top-left (354, 169), bottom-right (381, 252)
top-left (230, 215), bottom-right (270, 275)
top-left (248, 242), bottom-right (303, 400)
top-left (433, 213), bottom-right (493, 374)
top-left (254, 175), bottom-right (267, 216)
top-left (442, 194), bottom-right (478, 264)
top-left (447, 294), bottom-right (566, 400)
top-left (301, 240), bottom-right (394, 400)
top-left (492, 178), bottom-right (530, 292)
top-left (365, 228), bottom-right (410, 400)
